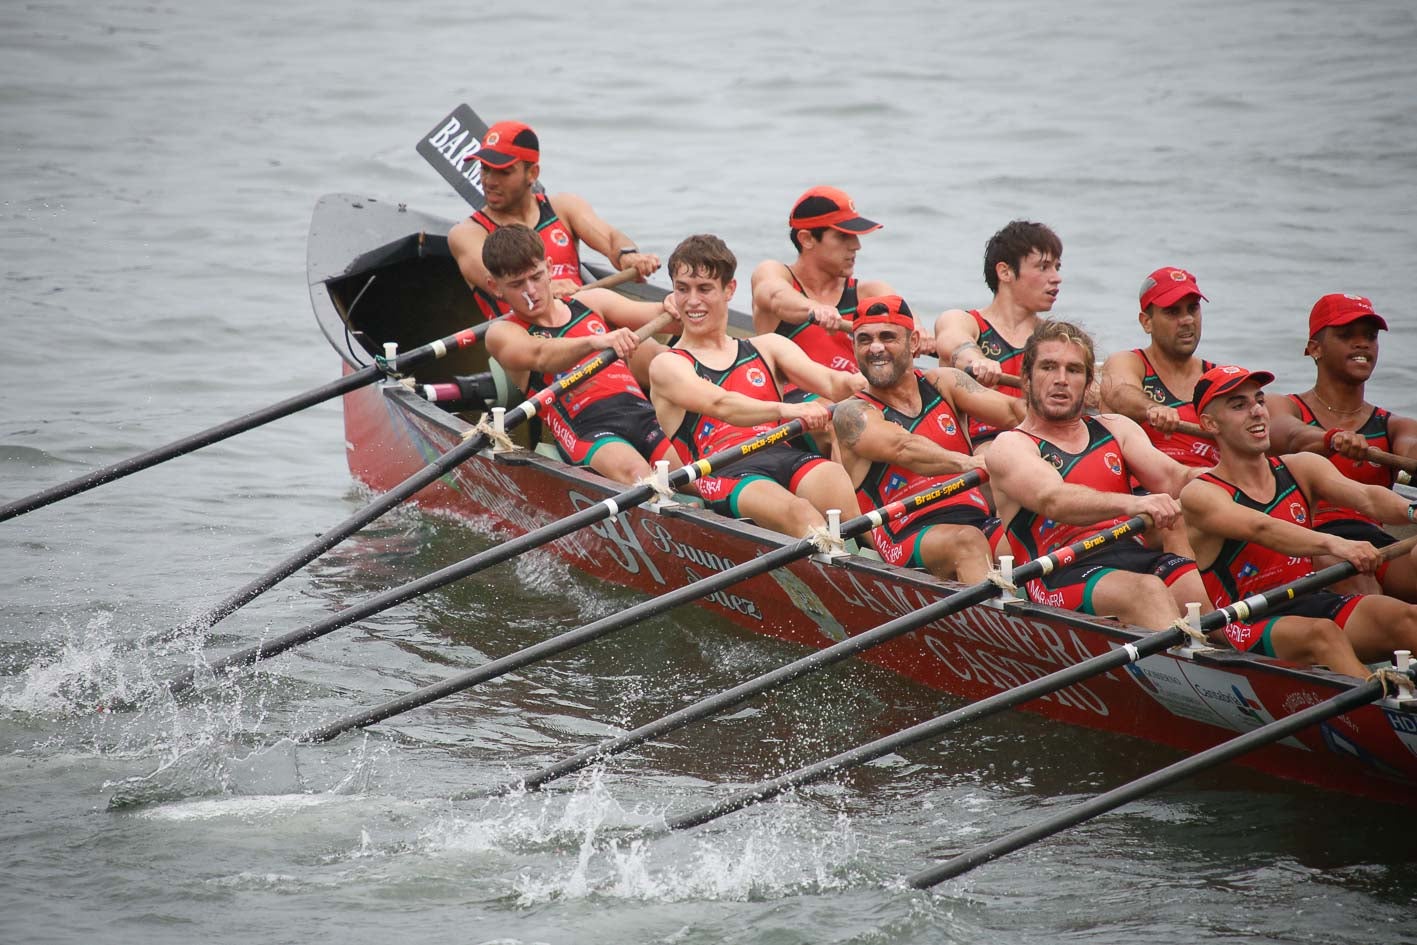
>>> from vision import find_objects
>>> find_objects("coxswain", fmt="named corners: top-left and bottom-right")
top-left (1098, 266), bottom-right (1218, 468)
top-left (1267, 293), bottom-right (1417, 600)
top-left (481, 224), bottom-right (682, 485)
top-left (986, 320), bottom-right (1211, 630)
top-left (934, 220), bottom-right (1064, 455)
top-left (832, 295), bottom-right (1023, 582)
top-left (448, 120), bottom-right (660, 318)
top-left (648, 234), bottom-right (863, 538)
top-left (1180, 365), bottom-right (1417, 677)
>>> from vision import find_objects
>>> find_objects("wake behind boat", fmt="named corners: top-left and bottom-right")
top-left (308, 190), bottom-right (1417, 807)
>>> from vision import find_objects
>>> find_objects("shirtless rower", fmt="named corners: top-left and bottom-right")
top-left (448, 120), bottom-right (660, 318)
top-left (1099, 266), bottom-right (1218, 468)
top-left (481, 224), bottom-right (682, 485)
top-left (832, 295), bottom-right (1023, 583)
top-left (934, 220), bottom-right (1063, 454)
top-left (986, 320), bottom-right (1211, 630)
top-left (750, 186), bottom-right (900, 373)
top-left (1268, 293), bottom-right (1417, 600)
top-left (648, 234), bottom-right (863, 538)
top-left (1180, 365), bottom-right (1417, 677)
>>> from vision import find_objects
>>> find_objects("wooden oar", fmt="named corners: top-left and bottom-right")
top-left (662, 533), bottom-right (1417, 833)
top-left (296, 442), bottom-right (953, 744)
top-left (493, 502), bottom-right (1147, 796)
top-left (163, 313), bottom-right (674, 637)
top-left (154, 409), bottom-right (816, 701)
top-left (0, 322), bottom-right (496, 525)
top-left (906, 661), bottom-right (1411, 887)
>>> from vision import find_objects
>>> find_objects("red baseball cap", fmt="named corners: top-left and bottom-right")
top-left (789, 186), bottom-right (881, 234)
top-left (1139, 266), bottom-right (1207, 310)
top-left (855, 295), bottom-right (915, 332)
top-left (1308, 293), bottom-right (1388, 339)
top-left (465, 120), bottom-right (540, 168)
top-left (1192, 364), bottom-right (1275, 414)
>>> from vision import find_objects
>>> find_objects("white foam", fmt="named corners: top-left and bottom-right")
top-left (137, 792), bottom-right (342, 821)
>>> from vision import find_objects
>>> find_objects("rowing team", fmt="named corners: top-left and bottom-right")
top-left (447, 119), bottom-right (1417, 682)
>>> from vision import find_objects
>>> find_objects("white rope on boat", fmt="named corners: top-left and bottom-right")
top-left (635, 471), bottom-right (675, 506)
top-left (1170, 616), bottom-right (1210, 649)
top-left (1367, 666), bottom-right (1413, 698)
top-left (806, 523), bottom-right (845, 557)
top-left (985, 567), bottom-right (1018, 597)
top-left (464, 414), bottom-right (516, 452)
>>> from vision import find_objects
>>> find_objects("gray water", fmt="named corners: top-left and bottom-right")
top-left (4, 1), bottom-right (1417, 943)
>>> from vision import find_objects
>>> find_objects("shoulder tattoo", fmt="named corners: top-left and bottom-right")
top-left (834, 399), bottom-right (870, 448)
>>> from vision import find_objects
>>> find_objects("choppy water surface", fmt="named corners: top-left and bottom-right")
top-left (3, 1), bottom-right (1416, 942)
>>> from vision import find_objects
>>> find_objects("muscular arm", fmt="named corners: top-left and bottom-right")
top-left (648, 351), bottom-right (797, 430)
top-left (932, 368), bottom-right (1024, 431)
top-left (753, 332), bottom-right (865, 401)
top-left (1287, 450), bottom-right (1417, 525)
top-left (573, 287), bottom-right (672, 331)
top-left (750, 259), bottom-right (822, 333)
top-left (1265, 394), bottom-right (1323, 455)
top-left (1098, 350), bottom-right (1159, 423)
top-left (484, 319), bottom-right (624, 376)
top-left (550, 192), bottom-right (659, 279)
top-left (1180, 476), bottom-right (1343, 564)
top-left (933, 308), bottom-right (984, 371)
top-left (987, 429), bottom-right (1148, 527)
top-left (834, 398), bottom-right (985, 480)
top-left (1388, 414), bottom-right (1417, 459)
top-left (447, 219), bottom-right (492, 296)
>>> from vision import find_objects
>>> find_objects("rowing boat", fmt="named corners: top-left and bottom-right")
top-left (307, 190), bottom-right (1417, 806)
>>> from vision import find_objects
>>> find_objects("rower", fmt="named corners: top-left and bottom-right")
top-left (1267, 293), bottom-right (1417, 601)
top-left (933, 220), bottom-right (1063, 455)
top-left (447, 119), bottom-right (660, 318)
top-left (986, 320), bottom-right (1211, 630)
top-left (1098, 266), bottom-right (1218, 468)
top-left (832, 295), bottom-right (1023, 583)
top-left (1180, 365), bottom-right (1417, 677)
top-left (480, 224), bottom-right (683, 485)
top-left (749, 185), bottom-right (898, 373)
top-left (648, 234), bottom-right (863, 539)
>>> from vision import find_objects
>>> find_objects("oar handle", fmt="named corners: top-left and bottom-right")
top-left (1364, 446), bottom-right (1417, 478)
top-left (583, 266), bottom-right (642, 292)
top-left (667, 408), bottom-right (829, 492)
top-left (633, 310), bottom-right (676, 340)
top-left (1174, 419), bottom-right (1213, 439)
top-left (384, 316), bottom-right (502, 374)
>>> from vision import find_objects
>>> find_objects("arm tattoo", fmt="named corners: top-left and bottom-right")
top-left (834, 399), bottom-right (870, 449)
top-left (950, 368), bottom-right (984, 394)
top-left (950, 339), bottom-right (982, 364)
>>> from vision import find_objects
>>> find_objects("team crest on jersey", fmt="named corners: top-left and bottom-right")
top-left (550, 229), bottom-right (570, 247)
top-left (1104, 452), bottom-right (1123, 476)
top-left (1290, 501), bottom-right (1307, 524)
top-left (981, 339), bottom-right (1003, 358)
top-left (936, 412), bottom-right (957, 436)
top-left (1238, 561), bottom-right (1260, 580)
top-left (1043, 450), bottom-right (1064, 470)
top-left (887, 471), bottom-right (909, 493)
top-left (588, 321), bottom-right (605, 334)
top-left (746, 366), bottom-right (768, 388)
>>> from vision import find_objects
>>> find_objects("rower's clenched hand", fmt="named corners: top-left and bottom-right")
top-left (1326, 429), bottom-right (1371, 462)
top-left (661, 293), bottom-right (683, 324)
top-left (599, 326), bottom-right (641, 360)
top-left (1145, 403), bottom-right (1183, 435)
top-left (1132, 492), bottom-right (1182, 530)
top-left (807, 303), bottom-right (848, 333)
top-left (781, 399), bottom-right (833, 432)
top-left (621, 251), bottom-right (661, 281)
top-left (1327, 535), bottom-right (1382, 574)
top-left (966, 358), bottom-right (1004, 388)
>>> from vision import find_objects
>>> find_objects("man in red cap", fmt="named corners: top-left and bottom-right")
top-left (1099, 267), bottom-right (1218, 467)
top-left (934, 220), bottom-right (1063, 456)
top-left (832, 295), bottom-right (1023, 582)
top-left (1181, 364), bottom-right (1417, 677)
top-left (986, 320), bottom-right (1209, 631)
top-left (447, 120), bottom-right (661, 320)
top-left (749, 186), bottom-right (900, 374)
top-left (649, 234), bottom-right (864, 539)
top-left (1268, 293), bottom-right (1417, 600)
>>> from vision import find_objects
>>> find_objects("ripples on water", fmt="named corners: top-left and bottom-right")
top-left (4, 0), bottom-right (1417, 942)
